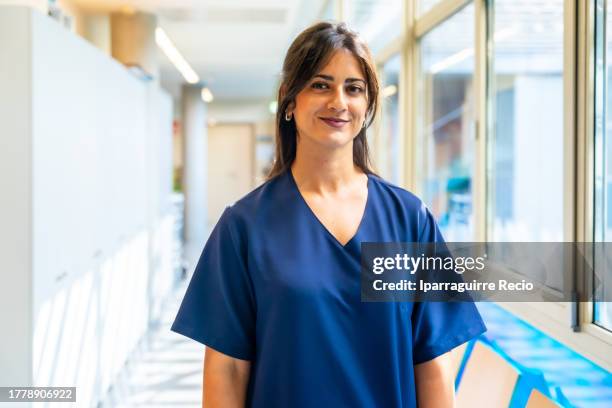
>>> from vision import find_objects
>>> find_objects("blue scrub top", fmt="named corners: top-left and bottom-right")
top-left (171, 170), bottom-right (486, 407)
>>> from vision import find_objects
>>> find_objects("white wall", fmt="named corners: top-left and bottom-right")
top-left (0, 0), bottom-right (45, 12)
top-left (146, 87), bottom-right (176, 323)
top-left (207, 100), bottom-right (272, 124)
top-left (0, 6), bottom-right (176, 406)
top-left (31, 7), bottom-right (149, 307)
top-left (0, 6), bottom-right (33, 388)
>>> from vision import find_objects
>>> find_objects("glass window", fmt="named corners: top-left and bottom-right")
top-left (349, 0), bottom-right (403, 55)
top-left (417, 3), bottom-right (475, 241)
top-left (379, 54), bottom-right (402, 184)
top-left (320, 0), bottom-right (336, 21)
top-left (418, 0), bottom-right (444, 17)
top-left (593, 0), bottom-right (612, 332)
top-left (488, 0), bottom-right (565, 242)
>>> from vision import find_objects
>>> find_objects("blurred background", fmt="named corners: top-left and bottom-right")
top-left (0, 0), bottom-right (610, 407)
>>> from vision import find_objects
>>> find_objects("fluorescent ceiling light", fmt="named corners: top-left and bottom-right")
top-left (155, 27), bottom-right (199, 84)
top-left (201, 87), bottom-right (214, 103)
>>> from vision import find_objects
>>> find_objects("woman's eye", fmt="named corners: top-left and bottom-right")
top-left (348, 85), bottom-right (365, 94)
top-left (311, 82), bottom-right (329, 90)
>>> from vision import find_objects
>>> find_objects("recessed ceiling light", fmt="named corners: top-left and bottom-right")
top-left (201, 87), bottom-right (214, 103)
top-left (155, 27), bottom-right (199, 84)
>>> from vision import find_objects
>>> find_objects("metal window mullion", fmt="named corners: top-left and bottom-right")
top-left (576, 0), bottom-right (612, 350)
top-left (402, 0), bottom-right (416, 190)
top-left (561, 0), bottom-right (580, 330)
top-left (415, 0), bottom-right (472, 38)
top-left (335, 0), bottom-right (351, 22)
top-left (578, 0), bottom-right (601, 327)
top-left (590, 0), bottom-right (607, 325)
top-left (474, 0), bottom-right (488, 242)
top-left (594, 0), bottom-right (606, 243)
top-left (564, 0), bottom-right (579, 245)
top-left (375, 35), bottom-right (404, 65)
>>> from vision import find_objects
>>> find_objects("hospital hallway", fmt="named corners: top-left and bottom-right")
top-left (0, 0), bottom-right (611, 407)
top-left (99, 280), bottom-right (204, 408)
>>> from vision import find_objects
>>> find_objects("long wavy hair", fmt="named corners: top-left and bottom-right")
top-left (267, 21), bottom-right (380, 179)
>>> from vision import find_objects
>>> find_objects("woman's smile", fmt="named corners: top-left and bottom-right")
top-left (319, 116), bottom-right (350, 128)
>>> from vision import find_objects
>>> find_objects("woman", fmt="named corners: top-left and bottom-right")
top-left (172, 21), bottom-right (486, 407)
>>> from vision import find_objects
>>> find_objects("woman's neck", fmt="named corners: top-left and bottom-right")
top-left (290, 139), bottom-right (364, 194)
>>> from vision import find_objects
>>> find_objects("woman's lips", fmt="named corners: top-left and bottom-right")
top-left (320, 117), bottom-right (349, 128)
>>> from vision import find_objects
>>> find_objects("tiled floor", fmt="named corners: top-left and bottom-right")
top-left (100, 286), bottom-right (611, 407)
top-left (100, 283), bottom-right (204, 408)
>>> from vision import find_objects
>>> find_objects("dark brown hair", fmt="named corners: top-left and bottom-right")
top-left (267, 21), bottom-right (380, 179)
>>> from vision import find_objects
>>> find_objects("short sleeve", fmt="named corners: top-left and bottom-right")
top-left (171, 207), bottom-right (256, 360)
top-left (411, 207), bottom-right (487, 364)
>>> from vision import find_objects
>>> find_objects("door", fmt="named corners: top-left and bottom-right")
top-left (207, 123), bottom-right (254, 226)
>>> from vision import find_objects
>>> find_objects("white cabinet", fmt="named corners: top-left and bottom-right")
top-left (0, 7), bottom-right (176, 407)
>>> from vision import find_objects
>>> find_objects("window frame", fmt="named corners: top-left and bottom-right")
top-left (582, 0), bottom-right (612, 350)
top-left (407, 0), bottom-right (612, 370)
top-left (410, 0), bottom-right (481, 239)
top-left (333, 0), bottom-right (612, 369)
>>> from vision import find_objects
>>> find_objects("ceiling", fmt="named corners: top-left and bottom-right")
top-left (70, 0), bottom-right (328, 102)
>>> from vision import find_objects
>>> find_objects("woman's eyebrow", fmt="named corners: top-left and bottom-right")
top-left (313, 74), bottom-right (366, 85)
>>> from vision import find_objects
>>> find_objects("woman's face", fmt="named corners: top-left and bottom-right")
top-left (289, 48), bottom-right (368, 149)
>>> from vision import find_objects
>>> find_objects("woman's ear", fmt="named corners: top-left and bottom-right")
top-left (285, 100), bottom-right (295, 116)
top-left (279, 84), bottom-right (295, 115)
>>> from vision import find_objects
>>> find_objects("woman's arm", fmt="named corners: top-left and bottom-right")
top-left (203, 346), bottom-right (251, 407)
top-left (414, 352), bottom-right (455, 408)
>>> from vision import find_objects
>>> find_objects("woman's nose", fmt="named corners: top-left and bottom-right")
top-left (327, 87), bottom-right (348, 112)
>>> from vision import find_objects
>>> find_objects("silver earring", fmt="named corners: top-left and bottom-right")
top-left (362, 120), bottom-right (367, 129)
top-left (285, 112), bottom-right (292, 121)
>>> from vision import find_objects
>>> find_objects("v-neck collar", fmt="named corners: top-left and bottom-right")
top-left (288, 169), bottom-right (371, 249)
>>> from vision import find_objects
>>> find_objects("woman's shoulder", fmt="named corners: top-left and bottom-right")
top-left (368, 174), bottom-right (441, 241)
top-left (219, 173), bottom-right (289, 226)
top-left (368, 173), bottom-right (429, 214)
